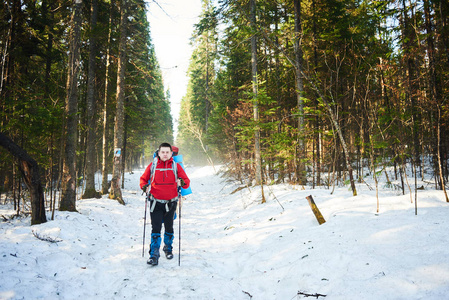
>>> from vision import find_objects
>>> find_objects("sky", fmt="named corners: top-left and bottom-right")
top-left (146, 0), bottom-right (203, 139)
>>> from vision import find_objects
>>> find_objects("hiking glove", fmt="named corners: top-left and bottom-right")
top-left (179, 178), bottom-right (185, 187)
top-left (142, 184), bottom-right (149, 192)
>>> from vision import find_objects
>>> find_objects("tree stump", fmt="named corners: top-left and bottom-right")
top-left (306, 195), bottom-right (326, 225)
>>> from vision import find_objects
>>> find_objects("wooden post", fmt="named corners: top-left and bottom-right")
top-left (306, 195), bottom-right (326, 225)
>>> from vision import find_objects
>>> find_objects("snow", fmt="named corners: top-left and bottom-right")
top-left (1, 166), bottom-right (449, 300)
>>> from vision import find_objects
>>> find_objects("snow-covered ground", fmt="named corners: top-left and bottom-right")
top-left (1, 165), bottom-right (449, 300)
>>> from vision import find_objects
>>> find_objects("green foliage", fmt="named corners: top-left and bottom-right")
top-left (181, 0), bottom-right (449, 186)
top-left (2, 0), bottom-right (448, 194)
top-left (0, 0), bottom-right (171, 193)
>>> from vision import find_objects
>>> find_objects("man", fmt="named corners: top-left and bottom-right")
top-left (140, 142), bottom-right (190, 266)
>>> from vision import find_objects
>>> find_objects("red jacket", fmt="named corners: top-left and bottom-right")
top-left (140, 157), bottom-right (190, 200)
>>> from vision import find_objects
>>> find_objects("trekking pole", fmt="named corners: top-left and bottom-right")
top-left (142, 192), bottom-right (148, 257)
top-left (178, 185), bottom-right (182, 266)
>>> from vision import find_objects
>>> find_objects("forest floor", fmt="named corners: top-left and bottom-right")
top-left (1, 165), bottom-right (449, 299)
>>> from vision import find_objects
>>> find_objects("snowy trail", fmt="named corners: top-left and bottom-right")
top-left (1, 165), bottom-right (449, 299)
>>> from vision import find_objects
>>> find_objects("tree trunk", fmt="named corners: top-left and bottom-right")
top-left (60, 0), bottom-right (83, 212)
top-left (424, 0), bottom-right (447, 201)
top-left (121, 117), bottom-right (127, 188)
top-left (42, 0), bottom-right (54, 98)
top-left (293, 0), bottom-right (306, 185)
top-left (368, 110), bottom-right (379, 213)
top-left (401, 0), bottom-right (420, 179)
top-left (204, 1), bottom-right (211, 135)
top-left (109, 0), bottom-right (127, 205)
top-left (82, 0), bottom-right (100, 199)
top-left (312, 0), bottom-right (321, 186)
top-left (101, 0), bottom-right (114, 195)
top-left (0, 133), bottom-right (47, 225)
top-left (250, 0), bottom-right (265, 203)
top-left (437, 108), bottom-right (449, 202)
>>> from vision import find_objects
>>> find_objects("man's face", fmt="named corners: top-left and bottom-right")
top-left (159, 147), bottom-right (172, 161)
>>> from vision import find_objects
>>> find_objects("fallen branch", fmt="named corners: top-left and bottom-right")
top-left (32, 231), bottom-right (62, 243)
top-left (242, 290), bottom-right (253, 299)
top-left (297, 290), bottom-right (327, 298)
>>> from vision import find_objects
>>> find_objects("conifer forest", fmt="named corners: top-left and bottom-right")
top-left (1, 0), bottom-right (448, 224)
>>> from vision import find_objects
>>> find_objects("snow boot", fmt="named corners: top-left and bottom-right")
top-left (163, 232), bottom-right (174, 259)
top-left (147, 256), bottom-right (158, 266)
top-left (147, 233), bottom-right (161, 265)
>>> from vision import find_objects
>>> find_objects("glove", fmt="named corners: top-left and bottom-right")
top-left (142, 184), bottom-right (149, 192)
top-left (179, 178), bottom-right (186, 187)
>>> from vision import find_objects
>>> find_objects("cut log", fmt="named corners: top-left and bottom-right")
top-left (306, 195), bottom-right (326, 225)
